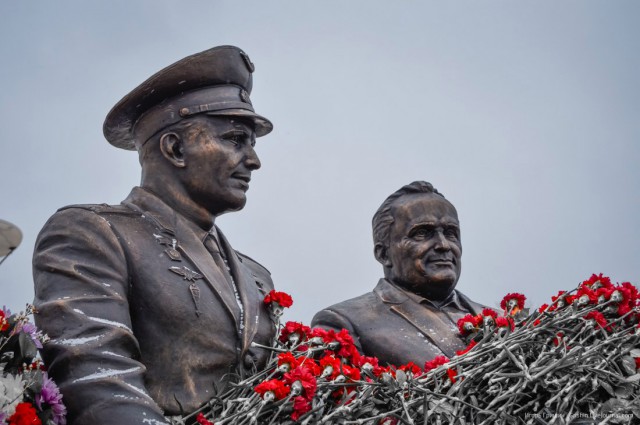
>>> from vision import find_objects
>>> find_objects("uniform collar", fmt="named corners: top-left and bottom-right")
top-left (121, 186), bottom-right (211, 243)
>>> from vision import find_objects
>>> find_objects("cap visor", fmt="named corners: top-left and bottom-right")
top-left (206, 109), bottom-right (273, 137)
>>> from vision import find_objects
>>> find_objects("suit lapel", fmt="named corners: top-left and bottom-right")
top-left (376, 279), bottom-right (461, 359)
top-left (216, 228), bottom-right (259, 354)
top-left (389, 303), bottom-right (459, 358)
top-left (458, 292), bottom-right (490, 316)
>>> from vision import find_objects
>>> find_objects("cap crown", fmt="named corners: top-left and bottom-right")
top-left (103, 46), bottom-right (270, 150)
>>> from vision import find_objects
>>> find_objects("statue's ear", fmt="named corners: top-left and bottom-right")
top-left (374, 243), bottom-right (392, 268)
top-left (159, 132), bottom-right (186, 168)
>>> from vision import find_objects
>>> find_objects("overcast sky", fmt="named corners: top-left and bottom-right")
top-left (1, 1), bottom-right (639, 324)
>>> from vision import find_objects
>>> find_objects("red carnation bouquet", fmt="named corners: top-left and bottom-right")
top-left (183, 274), bottom-right (640, 424)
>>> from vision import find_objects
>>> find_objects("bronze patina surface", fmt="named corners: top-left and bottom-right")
top-left (33, 46), bottom-right (276, 425)
top-left (313, 181), bottom-right (487, 366)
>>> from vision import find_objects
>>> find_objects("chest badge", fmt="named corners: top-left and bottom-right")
top-left (164, 248), bottom-right (182, 261)
top-left (169, 266), bottom-right (204, 317)
top-left (154, 233), bottom-right (182, 261)
top-left (169, 266), bottom-right (203, 282)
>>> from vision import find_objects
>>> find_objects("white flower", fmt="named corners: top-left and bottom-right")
top-left (0, 374), bottom-right (25, 414)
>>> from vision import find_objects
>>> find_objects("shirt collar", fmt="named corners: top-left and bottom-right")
top-left (393, 282), bottom-right (465, 310)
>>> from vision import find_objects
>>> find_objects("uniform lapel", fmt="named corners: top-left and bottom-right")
top-left (122, 187), bottom-right (240, 324)
top-left (216, 228), bottom-right (259, 354)
top-left (376, 279), bottom-right (460, 358)
top-left (174, 219), bottom-right (240, 324)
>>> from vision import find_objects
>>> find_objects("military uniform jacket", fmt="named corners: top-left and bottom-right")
top-left (311, 279), bottom-right (486, 367)
top-left (33, 187), bottom-right (275, 425)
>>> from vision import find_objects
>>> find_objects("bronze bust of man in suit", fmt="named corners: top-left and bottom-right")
top-left (33, 46), bottom-right (276, 425)
top-left (312, 181), bottom-right (486, 367)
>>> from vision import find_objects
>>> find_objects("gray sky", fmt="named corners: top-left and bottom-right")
top-left (1, 1), bottom-right (639, 324)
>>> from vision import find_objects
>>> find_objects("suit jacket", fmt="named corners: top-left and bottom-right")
top-left (33, 187), bottom-right (275, 425)
top-left (311, 279), bottom-right (486, 367)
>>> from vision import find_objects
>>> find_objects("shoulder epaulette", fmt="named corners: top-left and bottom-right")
top-left (235, 251), bottom-right (271, 275)
top-left (57, 203), bottom-right (135, 215)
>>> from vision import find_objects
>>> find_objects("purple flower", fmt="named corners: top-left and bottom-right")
top-left (36, 373), bottom-right (67, 425)
top-left (18, 322), bottom-right (43, 349)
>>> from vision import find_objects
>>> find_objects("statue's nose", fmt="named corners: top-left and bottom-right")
top-left (434, 232), bottom-right (451, 251)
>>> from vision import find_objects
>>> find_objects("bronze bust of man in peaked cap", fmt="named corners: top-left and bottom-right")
top-left (312, 181), bottom-right (488, 367)
top-left (33, 46), bottom-right (276, 425)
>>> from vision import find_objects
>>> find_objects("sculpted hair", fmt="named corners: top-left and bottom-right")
top-left (372, 181), bottom-right (446, 248)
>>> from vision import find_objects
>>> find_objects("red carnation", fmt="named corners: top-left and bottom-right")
top-left (455, 340), bottom-right (477, 356)
top-left (446, 368), bottom-right (458, 383)
top-left (298, 358), bottom-right (321, 376)
top-left (595, 287), bottom-right (613, 302)
top-left (277, 352), bottom-right (300, 372)
top-left (308, 327), bottom-right (330, 340)
top-left (500, 293), bottom-right (526, 314)
top-left (575, 287), bottom-right (598, 306)
top-left (264, 290), bottom-right (293, 308)
top-left (340, 363), bottom-right (361, 382)
top-left (284, 366), bottom-right (317, 400)
top-left (612, 282), bottom-right (639, 317)
top-left (584, 311), bottom-right (610, 331)
top-left (482, 308), bottom-right (498, 318)
top-left (279, 321), bottom-right (311, 345)
top-left (553, 332), bottom-right (564, 347)
top-left (334, 329), bottom-right (357, 357)
top-left (620, 282), bottom-right (639, 303)
top-left (495, 316), bottom-right (515, 331)
top-left (8, 402), bottom-right (42, 425)
top-left (581, 273), bottom-right (613, 290)
top-left (398, 361), bottom-right (422, 377)
top-left (331, 363), bottom-right (362, 399)
top-left (322, 328), bottom-right (359, 361)
top-left (254, 379), bottom-right (291, 401)
top-left (0, 309), bottom-right (9, 332)
top-left (617, 302), bottom-right (632, 317)
top-left (291, 396), bottom-right (312, 421)
top-left (196, 413), bottom-right (215, 425)
top-left (551, 290), bottom-right (574, 308)
top-left (424, 356), bottom-right (449, 372)
top-left (457, 314), bottom-right (482, 335)
top-left (319, 354), bottom-right (341, 379)
top-left (354, 355), bottom-right (386, 377)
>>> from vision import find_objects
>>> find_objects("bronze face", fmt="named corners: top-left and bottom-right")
top-left (168, 115), bottom-right (261, 217)
top-left (384, 193), bottom-right (462, 301)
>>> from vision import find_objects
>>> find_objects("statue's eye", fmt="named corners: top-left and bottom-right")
top-left (444, 228), bottom-right (459, 239)
top-left (225, 135), bottom-right (241, 146)
top-left (412, 228), bottom-right (433, 239)
top-left (223, 131), bottom-right (255, 148)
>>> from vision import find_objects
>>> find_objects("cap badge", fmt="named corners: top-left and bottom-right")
top-left (240, 51), bottom-right (255, 73)
top-left (240, 89), bottom-right (252, 105)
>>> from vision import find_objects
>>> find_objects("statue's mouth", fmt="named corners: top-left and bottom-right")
top-left (426, 256), bottom-right (456, 267)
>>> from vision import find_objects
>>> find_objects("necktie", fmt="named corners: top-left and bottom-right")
top-left (203, 233), bottom-right (234, 287)
top-left (203, 233), bottom-right (245, 333)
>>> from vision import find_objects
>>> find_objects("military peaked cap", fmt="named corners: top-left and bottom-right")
top-left (103, 45), bottom-right (273, 150)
